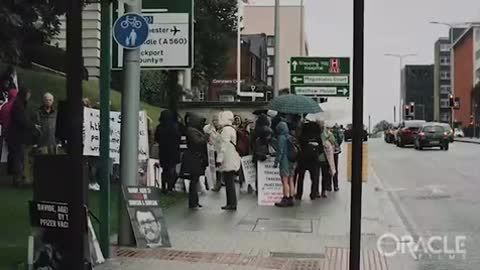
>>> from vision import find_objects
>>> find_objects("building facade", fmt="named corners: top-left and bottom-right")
top-left (403, 65), bottom-right (435, 121)
top-left (243, 1), bottom-right (308, 91)
top-left (452, 25), bottom-right (480, 128)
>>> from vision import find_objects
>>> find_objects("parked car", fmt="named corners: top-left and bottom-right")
top-left (414, 123), bottom-right (450, 151)
top-left (384, 123), bottom-right (398, 144)
top-left (344, 124), bottom-right (368, 142)
top-left (454, 128), bottom-right (464, 138)
top-left (395, 120), bottom-right (426, 147)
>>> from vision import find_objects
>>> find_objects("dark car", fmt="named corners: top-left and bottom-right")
top-left (344, 124), bottom-right (368, 142)
top-left (414, 124), bottom-right (450, 151)
top-left (395, 120), bottom-right (426, 147)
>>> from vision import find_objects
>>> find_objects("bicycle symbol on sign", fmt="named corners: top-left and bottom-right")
top-left (120, 16), bottom-right (143, 29)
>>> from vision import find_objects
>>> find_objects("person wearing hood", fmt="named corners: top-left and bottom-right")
top-left (34, 92), bottom-right (58, 154)
top-left (274, 118), bottom-right (296, 207)
top-left (203, 114), bottom-right (223, 192)
top-left (155, 110), bottom-right (181, 193)
top-left (216, 111), bottom-right (241, 210)
top-left (180, 113), bottom-right (208, 209)
top-left (7, 88), bottom-right (34, 187)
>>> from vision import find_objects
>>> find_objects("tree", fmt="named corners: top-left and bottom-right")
top-left (374, 120), bottom-right (392, 132)
top-left (192, 0), bottom-right (237, 87)
top-left (0, 0), bottom-right (65, 64)
top-left (140, 70), bottom-right (168, 106)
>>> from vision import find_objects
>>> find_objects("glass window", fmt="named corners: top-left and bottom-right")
top-left (267, 36), bottom-right (275, 47)
top-left (440, 56), bottom-right (450, 65)
top-left (423, 126), bottom-right (444, 133)
top-left (440, 98), bottom-right (450, 108)
top-left (440, 43), bottom-right (450, 52)
top-left (440, 71), bottom-right (451, 80)
top-left (267, 56), bottom-right (275, 67)
top-left (267, 76), bottom-right (273, 86)
top-left (440, 85), bottom-right (451, 94)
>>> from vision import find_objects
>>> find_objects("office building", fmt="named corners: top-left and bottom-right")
top-left (452, 25), bottom-right (480, 128)
top-left (402, 65), bottom-right (434, 121)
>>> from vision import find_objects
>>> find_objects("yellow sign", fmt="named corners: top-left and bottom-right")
top-left (346, 143), bottom-right (368, 182)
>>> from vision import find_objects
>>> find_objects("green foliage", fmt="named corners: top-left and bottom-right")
top-left (0, 0), bottom-right (66, 64)
top-left (140, 70), bottom-right (168, 106)
top-left (193, 0), bottom-right (238, 85)
top-left (374, 120), bottom-right (392, 131)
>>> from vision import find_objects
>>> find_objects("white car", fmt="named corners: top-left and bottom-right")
top-left (454, 128), bottom-right (464, 138)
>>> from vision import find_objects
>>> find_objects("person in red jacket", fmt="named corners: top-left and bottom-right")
top-left (0, 88), bottom-right (19, 133)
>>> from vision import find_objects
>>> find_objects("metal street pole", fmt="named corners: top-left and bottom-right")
top-left (66, 0), bottom-right (86, 268)
top-left (273, 0), bottom-right (280, 97)
top-left (368, 115), bottom-right (371, 134)
top-left (237, 0), bottom-right (242, 99)
top-left (384, 53), bottom-right (416, 121)
top-left (99, 0), bottom-right (112, 257)
top-left (350, 0), bottom-right (364, 269)
top-left (394, 106), bottom-right (396, 123)
top-left (118, 0), bottom-right (142, 246)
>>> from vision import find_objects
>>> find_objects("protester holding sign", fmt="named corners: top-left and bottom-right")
top-left (216, 111), bottom-right (241, 211)
top-left (181, 113), bottom-right (208, 209)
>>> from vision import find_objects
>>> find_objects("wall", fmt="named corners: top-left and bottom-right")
top-left (453, 32), bottom-right (474, 127)
top-left (243, 5), bottom-right (306, 90)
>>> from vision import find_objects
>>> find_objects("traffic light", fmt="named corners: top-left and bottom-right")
top-left (449, 95), bottom-right (454, 107)
top-left (410, 102), bottom-right (415, 117)
top-left (404, 105), bottom-right (410, 118)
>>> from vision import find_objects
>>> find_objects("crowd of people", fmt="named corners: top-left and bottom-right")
top-left (155, 109), bottom-right (345, 210)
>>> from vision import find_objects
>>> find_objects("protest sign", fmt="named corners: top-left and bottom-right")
top-left (257, 157), bottom-right (283, 206)
top-left (241, 155), bottom-right (256, 191)
top-left (205, 144), bottom-right (216, 188)
top-left (83, 108), bottom-right (149, 163)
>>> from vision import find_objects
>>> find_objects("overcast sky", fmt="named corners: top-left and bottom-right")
top-left (248, 0), bottom-right (480, 126)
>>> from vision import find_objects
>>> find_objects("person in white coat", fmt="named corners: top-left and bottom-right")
top-left (216, 111), bottom-right (241, 210)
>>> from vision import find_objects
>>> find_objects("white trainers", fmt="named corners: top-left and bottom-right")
top-left (89, 183), bottom-right (100, 191)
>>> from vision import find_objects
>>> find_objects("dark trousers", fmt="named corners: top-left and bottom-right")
top-left (333, 153), bottom-right (339, 189)
top-left (161, 165), bottom-right (176, 192)
top-left (223, 171), bottom-right (237, 207)
top-left (188, 175), bottom-right (200, 208)
top-left (320, 162), bottom-right (332, 193)
top-left (296, 163), bottom-right (320, 198)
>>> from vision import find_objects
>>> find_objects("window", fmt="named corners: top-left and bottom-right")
top-left (440, 71), bottom-right (451, 80)
top-left (440, 85), bottom-right (451, 94)
top-left (440, 56), bottom-right (450, 66)
top-left (440, 99), bottom-right (450, 108)
top-left (267, 76), bottom-right (273, 86)
top-left (476, 49), bottom-right (480, 60)
top-left (267, 56), bottom-right (275, 67)
top-left (268, 67), bottom-right (274, 76)
top-left (476, 29), bottom-right (480, 41)
top-left (267, 47), bottom-right (274, 56)
top-left (440, 112), bottom-right (450, 122)
top-left (198, 88), bottom-right (205, 101)
top-left (267, 36), bottom-right (275, 47)
top-left (440, 43), bottom-right (450, 52)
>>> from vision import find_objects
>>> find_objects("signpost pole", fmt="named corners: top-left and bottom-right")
top-left (273, 0), bottom-right (280, 97)
top-left (99, 0), bottom-right (112, 257)
top-left (349, 0), bottom-right (364, 268)
top-left (118, 0), bottom-right (142, 246)
top-left (66, 0), bottom-right (86, 268)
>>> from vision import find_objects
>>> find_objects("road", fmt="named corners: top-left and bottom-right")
top-left (369, 139), bottom-right (480, 270)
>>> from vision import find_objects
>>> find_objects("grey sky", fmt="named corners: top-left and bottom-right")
top-left (249, 0), bottom-right (480, 126)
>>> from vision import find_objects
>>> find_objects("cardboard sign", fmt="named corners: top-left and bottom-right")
top-left (83, 108), bottom-right (149, 164)
top-left (257, 158), bottom-right (284, 206)
top-left (30, 201), bottom-right (70, 230)
top-left (346, 142), bottom-right (368, 182)
top-left (123, 186), bottom-right (171, 248)
top-left (241, 155), bottom-right (256, 191)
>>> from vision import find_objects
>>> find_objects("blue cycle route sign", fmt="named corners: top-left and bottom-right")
top-left (113, 13), bottom-right (149, 49)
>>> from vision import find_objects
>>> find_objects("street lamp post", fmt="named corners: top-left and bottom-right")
top-left (384, 53), bottom-right (417, 121)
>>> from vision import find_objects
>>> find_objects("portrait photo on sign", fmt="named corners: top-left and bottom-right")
top-left (129, 208), bottom-right (171, 248)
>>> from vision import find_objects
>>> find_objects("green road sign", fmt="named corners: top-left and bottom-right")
top-left (290, 57), bottom-right (350, 97)
top-left (113, 0), bottom-right (194, 69)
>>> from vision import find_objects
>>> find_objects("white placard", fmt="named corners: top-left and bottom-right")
top-left (147, 158), bottom-right (161, 187)
top-left (257, 157), bottom-right (283, 206)
top-left (205, 144), bottom-right (216, 188)
top-left (241, 155), bottom-right (256, 191)
top-left (83, 108), bottom-right (149, 164)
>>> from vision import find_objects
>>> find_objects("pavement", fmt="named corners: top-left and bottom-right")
top-left (454, 137), bottom-right (480, 144)
top-left (370, 139), bottom-right (480, 270)
top-left (96, 142), bottom-right (416, 270)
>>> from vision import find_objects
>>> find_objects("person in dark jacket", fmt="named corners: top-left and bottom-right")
top-left (180, 113), bottom-right (208, 209)
top-left (295, 121), bottom-right (323, 200)
top-left (7, 88), bottom-right (34, 187)
top-left (34, 92), bottom-right (58, 154)
top-left (154, 110), bottom-right (181, 193)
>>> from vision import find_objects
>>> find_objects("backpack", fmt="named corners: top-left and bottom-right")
top-left (235, 128), bottom-right (250, 156)
top-left (287, 136), bottom-right (300, 162)
top-left (301, 138), bottom-right (323, 161)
